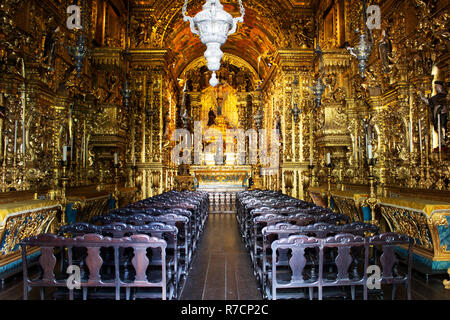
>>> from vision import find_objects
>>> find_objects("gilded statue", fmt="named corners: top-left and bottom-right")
top-left (378, 29), bottom-right (393, 74)
top-left (420, 81), bottom-right (448, 144)
top-left (207, 107), bottom-right (216, 126)
top-left (42, 24), bottom-right (60, 71)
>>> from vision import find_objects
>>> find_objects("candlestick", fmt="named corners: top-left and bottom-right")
top-left (327, 165), bottom-right (332, 209)
top-left (70, 137), bottom-right (73, 161)
top-left (59, 161), bottom-right (68, 226)
top-left (114, 163), bottom-right (120, 209)
top-left (409, 120), bottom-right (413, 153)
top-left (63, 146), bottom-right (67, 162)
top-left (3, 134), bottom-right (7, 161)
top-left (418, 119), bottom-right (423, 152)
top-left (438, 114), bottom-right (441, 154)
top-left (13, 120), bottom-right (17, 155)
top-left (358, 136), bottom-right (361, 162)
top-left (365, 160), bottom-right (379, 225)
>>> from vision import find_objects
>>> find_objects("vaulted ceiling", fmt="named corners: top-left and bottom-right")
top-left (129, 0), bottom-right (316, 79)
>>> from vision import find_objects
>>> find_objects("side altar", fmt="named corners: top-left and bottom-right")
top-left (191, 165), bottom-right (251, 192)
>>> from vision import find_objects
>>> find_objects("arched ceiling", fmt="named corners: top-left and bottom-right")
top-left (130, 0), bottom-right (315, 79)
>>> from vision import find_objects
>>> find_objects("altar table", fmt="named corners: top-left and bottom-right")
top-left (0, 199), bottom-right (62, 281)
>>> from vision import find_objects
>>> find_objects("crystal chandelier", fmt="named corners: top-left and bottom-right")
top-left (183, 0), bottom-right (245, 87)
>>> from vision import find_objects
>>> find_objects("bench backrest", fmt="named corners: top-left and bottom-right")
top-left (20, 233), bottom-right (168, 300)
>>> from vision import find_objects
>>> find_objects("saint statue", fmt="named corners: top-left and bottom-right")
top-left (43, 25), bottom-right (60, 71)
top-left (378, 29), bottom-right (392, 74)
top-left (207, 107), bottom-right (216, 126)
top-left (420, 81), bottom-right (448, 144)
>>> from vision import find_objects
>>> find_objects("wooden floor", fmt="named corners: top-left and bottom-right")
top-left (0, 210), bottom-right (449, 300)
top-left (180, 212), bottom-right (262, 300)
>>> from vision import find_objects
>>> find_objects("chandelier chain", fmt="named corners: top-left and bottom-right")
top-left (183, 0), bottom-right (245, 20)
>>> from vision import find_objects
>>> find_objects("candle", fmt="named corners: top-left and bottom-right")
top-left (13, 120), bottom-right (17, 154)
top-left (63, 146), bottom-right (67, 162)
top-left (368, 144), bottom-right (373, 159)
top-left (327, 152), bottom-right (331, 165)
top-left (310, 152), bottom-right (313, 166)
top-left (114, 153), bottom-right (118, 165)
top-left (133, 157), bottom-right (136, 167)
top-left (418, 120), bottom-right (422, 152)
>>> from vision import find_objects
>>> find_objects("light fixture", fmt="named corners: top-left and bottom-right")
top-left (183, 0), bottom-right (245, 87)
top-left (67, 0), bottom-right (88, 77)
top-left (310, 20), bottom-right (326, 108)
top-left (311, 77), bottom-right (325, 108)
top-left (121, 0), bottom-right (132, 108)
top-left (346, 0), bottom-right (372, 78)
top-left (67, 33), bottom-right (87, 77)
top-left (121, 77), bottom-right (132, 108)
top-left (253, 83), bottom-right (264, 129)
top-left (291, 76), bottom-right (301, 123)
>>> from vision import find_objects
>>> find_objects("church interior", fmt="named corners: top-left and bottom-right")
top-left (0, 0), bottom-right (449, 303)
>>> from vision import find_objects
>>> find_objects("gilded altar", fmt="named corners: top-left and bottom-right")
top-left (191, 165), bottom-right (251, 192)
top-left (378, 196), bottom-right (450, 272)
top-left (0, 199), bottom-right (62, 281)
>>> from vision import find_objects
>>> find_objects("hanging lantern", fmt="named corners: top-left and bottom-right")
top-left (346, 0), bottom-right (373, 79)
top-left (121, 79), bottom-right (132, 108)
top-left (347, 33), bottom-right (372, 79)
top-left (183, 0), bottom-right (245, 87)
top-left (311, 77), bottom-right (325, 108)
top-left (253, 83), bottom-right (264, 129)
top-left (67, 34), bottom-right (88, 77)
top-left (291, 76), bottom-right (301, 123)
top-left (292, 103), bottom-right (301, 124)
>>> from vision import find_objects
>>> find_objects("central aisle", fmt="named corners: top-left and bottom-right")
top-left (180, 213), bottom-right (262, 300)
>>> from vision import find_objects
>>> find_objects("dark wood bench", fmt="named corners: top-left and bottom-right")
top-left (267, 232), bottom-right (412, 300)
top-left (20, 233), bottom-right (174, 300)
